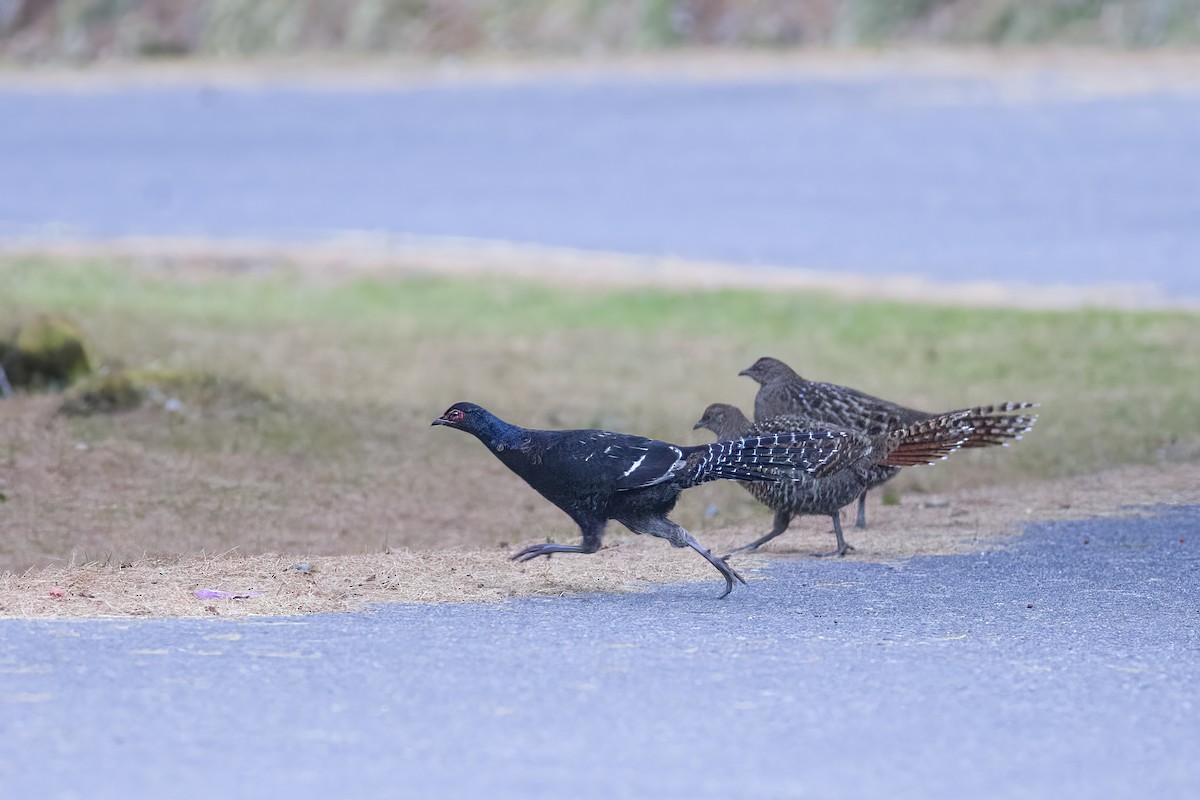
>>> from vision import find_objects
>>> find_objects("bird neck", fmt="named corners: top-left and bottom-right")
top-left (469, 410), bottom-right (529, 453)
top-left (711, 409), bottom-right (752, 441)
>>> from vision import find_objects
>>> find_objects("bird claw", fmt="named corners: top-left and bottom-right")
top-left (813, 543), bottom-right (855, 558)
top-left (511, 544), bottom-right (552, 562)
top-left (715, 563), bottom-right (747, 599)
top-left (511, 542), bottom-right (586, 563)
top-left (720, 543), bottom-right (760, 559)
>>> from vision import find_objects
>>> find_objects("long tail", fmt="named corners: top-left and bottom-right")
top-left (684, 430), bottom-right (852, 486)
top-left (945, 402), bottom-right (1039, 448)
top-left (881, 402), bottom-right (1038, 467)
top-left (882, 415), bottom-right (976, 467)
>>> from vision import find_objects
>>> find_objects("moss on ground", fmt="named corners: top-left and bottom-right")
top-left (0, 312), bottom-right (93, 390)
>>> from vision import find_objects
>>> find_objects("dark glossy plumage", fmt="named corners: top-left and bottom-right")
top-left (432, 401), bottom-right (852, 598)
top-left (695, 401), bottom-right (1036, 556)
top-left (739, 356), bottom-right (1038, 528)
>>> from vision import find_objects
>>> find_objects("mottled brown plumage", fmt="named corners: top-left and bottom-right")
top-left (695, 402), bottom-right (1036, 556)
top-left (739, 356), bottom-right (1038, 528)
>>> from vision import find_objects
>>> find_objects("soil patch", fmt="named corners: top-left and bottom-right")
top-left (2, 462), bottom-right (1195, 619)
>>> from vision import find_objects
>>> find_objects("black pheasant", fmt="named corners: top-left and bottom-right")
top-left (740, 356), bottom-right (1038, 529)
top-left (695, 402), bottom-right (1036, 557)
top-left (432, 402), bottom-right (854, 598)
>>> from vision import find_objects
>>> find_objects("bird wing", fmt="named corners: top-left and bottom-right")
top-left (798, 430), bottom-right (874, 477)
top-left (758, 379), bottom-right (927, 432)
top-left (535, 430), bottom-right (685, 492)
top-left (607, 438), bottom-right (687, 490)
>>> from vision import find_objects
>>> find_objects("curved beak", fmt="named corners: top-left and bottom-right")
top-left (692, 419), bottom-right (706, 430)
top-left (737, 368), bottom-right (752, 377)
top-left (431, 417), bottom-right (447, 427)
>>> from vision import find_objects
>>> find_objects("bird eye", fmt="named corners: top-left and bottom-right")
top-left (449, 409), bottom-right (464, 421)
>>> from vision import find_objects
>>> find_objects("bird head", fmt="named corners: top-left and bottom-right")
top-left (693, 403), bottom-right (751, 440)
top-left (738, 356), bottom-right (799, 386)
top-left (433, 402), bottom-right (526, 452)
top-left (432, 401), bottom-right (487, 430)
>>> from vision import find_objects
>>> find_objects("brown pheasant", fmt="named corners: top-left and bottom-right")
top-left (739, 356), bottom-right (1038, 529)
top-left (694, 402), bottom-right (1038, 557)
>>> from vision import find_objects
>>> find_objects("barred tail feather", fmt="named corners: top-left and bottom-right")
top-left (709, 465), bottom-right (791, 483)
top-left (690, 430), bottom-right (849, 485)
top-left (883, 417), bottom-right (974, 467)
top-left (946, 402), bottom-right (1039, 449)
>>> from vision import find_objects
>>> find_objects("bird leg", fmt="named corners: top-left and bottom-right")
top-left (511, 521), bottom-right (603, 563)
top-left (617, 514), bottom-right (746, 599)
top-left (724, 509), bottom-right (792, 556)
top-left (813, 512), bottom-right (855, 558)
top-left (511, 543), bottom-right (595, 562)
top-left (855, 490), bottom-right (868, 529)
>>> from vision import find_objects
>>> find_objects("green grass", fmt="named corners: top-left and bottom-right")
top-left (5, 256), bottom-right (1198, 479)
top-left (3, 255), bottom-right (1198, 573)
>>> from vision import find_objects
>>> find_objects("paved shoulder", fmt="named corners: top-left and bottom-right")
top-left (2, 505), bottom-right (1198, 799)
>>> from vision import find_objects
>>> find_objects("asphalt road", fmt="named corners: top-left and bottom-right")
top-left (4, 504), bottom-right (1198, 799)
top-left (3, 71), bottom-right (1198, 798)
top-left (2, 74), bottom-right (1199, 298)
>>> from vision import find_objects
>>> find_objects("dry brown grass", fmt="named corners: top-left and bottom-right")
top-left (3, 255), bottom-right (1197, 619)
top-left (3, 462), bottom-right (1196, 619)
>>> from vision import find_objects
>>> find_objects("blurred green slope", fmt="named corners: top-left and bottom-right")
top-left (2, 0), bottom-right (1199, 63)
